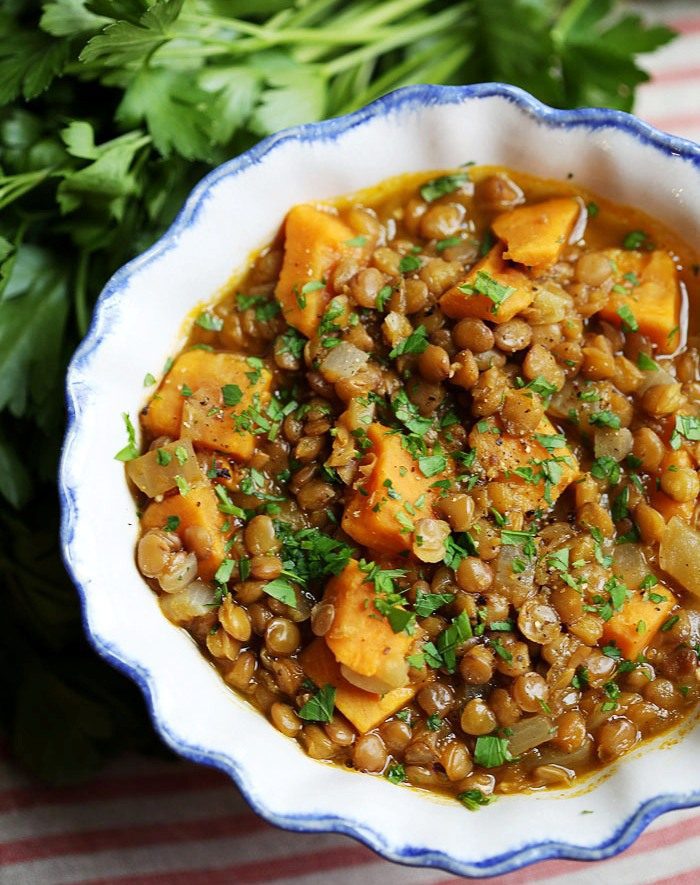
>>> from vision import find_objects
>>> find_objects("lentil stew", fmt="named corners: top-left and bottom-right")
top-left (123, 166), bottom-right (700, 806)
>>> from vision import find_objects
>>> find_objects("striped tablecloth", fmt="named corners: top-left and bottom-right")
top-left (5, 3), bottom-right (700, 883)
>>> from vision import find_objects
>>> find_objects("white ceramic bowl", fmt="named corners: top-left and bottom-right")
top-left (60, 84), bottom-right (700, 878)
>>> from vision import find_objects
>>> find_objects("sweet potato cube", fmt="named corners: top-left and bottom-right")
top-left (140, 483), bottom-right (227, 581)
top-left (341, 423), bottom-right (435, 554)
top-left (300, 639), bottom-right (417, 734)
top-left (440, 244), bottom-right (538, 323)
top-left (469, 415), bottom-right (579, 511)
top-left (275, 204), bottom-right (364, 338)
top-left (601, 588), bottom-right (676, 660)
top-left (323, 560), bottom-right (413, 687)
top-left (142, 350), bottom-right (272, 461)
top-left (598, 250), bottom-right (680, 354)
top-left (492, 197), bottom-right (581, 267)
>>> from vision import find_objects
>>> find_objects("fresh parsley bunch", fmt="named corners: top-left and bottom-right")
top-left (0, 0), bottom-right (674, 783)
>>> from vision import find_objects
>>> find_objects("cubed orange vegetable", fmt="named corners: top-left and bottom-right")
top-left (648, 449), bottom-right (695, 522)
top-left (275, 204), bottom-right (364, 338)
top-left (601, 588), bottom-right (676, 660)
top-left (142, 350), bottom-right (272, 461)
top-left (300, 639), bottom-right (417, 734)
top-left (341, 423), bottom-right (435, 554)
top-left (469, 415), bottom-right (579, 511)
top-left (440, 244), bottom-right (539, 323)
top-left (140, 484), bottom-right (227, 581)
top-left (492, 197), bottom-right (581, 267)
top-left (598, 250), bottom-right (680, 354)
top-left (322, 559), bottom-right (413, 688)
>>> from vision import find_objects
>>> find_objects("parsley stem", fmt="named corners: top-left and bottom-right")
top-left (0, 168), bottom-right (54, 212)
top-left (74, 250), bottom-right (90, 338)
top-left (323, 4), bottom-right (470, 76)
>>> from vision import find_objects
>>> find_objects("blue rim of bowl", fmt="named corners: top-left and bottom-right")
top-left (59, 82), bottom-right (700, 878)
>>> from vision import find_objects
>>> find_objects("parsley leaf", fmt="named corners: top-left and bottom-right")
top-left (298, 685), bottom-right (336, 723)
top-left (474, 735), bottom-right (513, 768)
top-left (420, 173), bottom-right (469, 202)
top-left (389, 324), bottom-right (428, 358)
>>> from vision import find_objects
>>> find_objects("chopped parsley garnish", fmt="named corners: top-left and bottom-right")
top-left (670, 415), bottom-right (700, 450)
top-left (236, 292), bottom-right (281, 322)
top-left (526, 376), bottom-right (558, 399)
top-left (376, 285), bottom-right (393, 310)
top-left (399, 254), bottom-right (421, 274)
top-left (222, 383), bottom-right (243, 406)
top-left (425, 714), bottom-right (443, 731)
top-left (661, 614), bottom-right (680, 632)
top-left (616, 304), bottom-right (639, 332)
top-left (164, 515), bottom-right (180, 532)
top-left (589, 410), bottom-right (621, 430)
top-left (534, 433), bottom-right (566, 452)
top-left (414, 590), bottom-right (455, 617)
top-left (458, 789), bottom-right (493, 811)
top-left (278, 327), bottom-right (306, 360)
top-left (385, 763), bottom-right (406, 784)
top-left (345, 235), bottom-right (368, 247)
top-left (214, 558), bottom-right (235, 584)
top-left (114, 412), bottom-right (139, 462)
top-left (392, 390), bottom-right (433, 436)
top-left (389, 324), bottom-right (428, 358)
top-left (298, 685), bottom-right (336, 723)
top-left (586, 201), bottom-right (599, 217)
top-left (156, 447), bottom-right (172, 467)
top-left (436, 236), bottom-right (462, 252)
top-left (195, 311), bottom-right (223, 331)
top-left (174, 475), bottom-right (189, 496)
top-left (418, 453), bottom-right (447, 477)
top-left (214, 485), bottom-right (246, 519)
top-left (637, 351), bottom-right (658, 372)
top-left (611, 485), bottom-right (629, 522)
top-left (420, 172), bottom-right (468, 202)
top-left (459, 271), bottom-right (514, 313)
top-left (275, 524), bottom-right (353, 586)
top-left (263, 577), bottom-right (298, 608)
top-left (434, 611), bottom-right (472, 672)
top-left (473, 735), bottom-right (514, 768)
top-left (591, 456), bottom-right (621, 485)
top-left (143, 372), bottom-right (156, 387)
top-left (623, 230), bottom-right (652, 250)
top-left (490, 638), bottom-right (513, 663)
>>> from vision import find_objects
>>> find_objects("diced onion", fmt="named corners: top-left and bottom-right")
top-left (637, 365), bottom-right (674, 396)
top-left (612, 543), bottom-right (648, 590)
top-left (660, 516), bottom-right (700, 596)
top-left (319, 341), bottom-right (369, 382)
top-left (594, 427), bottom-right (633, 462)
top-left (507, 715), bottom-right (553, 756)
top-left (159, 578), bottom-right (215, 624)
top-left (126, 439), bottom-right (203, 496)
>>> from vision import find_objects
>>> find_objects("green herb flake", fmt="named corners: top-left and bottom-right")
top-left (414, 590), bottom-right (455, 617)
top-left (473, 735), bottom-right (514, 768)
top-left (385, 763), bottom-right (406, 784)
top-left (460, 271), bottom-right (514, 313)
top-left (637, 351), bottom-right (659, 372)
top-left (195, 311), bottom-right (223, 332)
top-left (214, 558), bottom-right (235, 584)
top-left (156, 447), bottom-right (172, 466)
top-left (616, 304), bottom-right (639, 332)
top-left (164, 515), bottom-right (180, 532)
top-left (263, 578), bottom-right (298, 609)
top-left (623, 230), bottom-right (651, 250)
top-left (458, 789), bottom-right (493, 811)
top-left (420, 172), bottom-right (468, 202)
top-left (298, 685), bottom-right (336, 723)
top-left (115, 413), bottom-right (139, 462)
top-left (345, 235), bottom-right (368, 247)
top-left (175, 475), bottom-right (190, 496)
top-left (399, 254), bottom-right (421, 274)
top-left (143, 372), bottom-right (156, 387)
top-left (670, 415), bottom-right (700, 450)
top-left (436, 236), bottom-right (462, 252)
top-left (390, 324), bottom-right (428, 358)
top-left (589, 410), bottom-right (621, 430)
top-left (222, 384), bottom-right (243, 407)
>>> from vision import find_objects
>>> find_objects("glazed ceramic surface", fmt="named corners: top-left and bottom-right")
top-left (60, 84), bottom-right (700, 878)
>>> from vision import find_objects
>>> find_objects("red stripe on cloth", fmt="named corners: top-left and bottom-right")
top-left (650, 870), bottom-right (700, 885)
top-left (651, 64), bottom-right (700, 85)
top-left (0, 812), bottom-right (268, 866)
top-left (670, 16), bottom-right (700, 36)
top-left (645, 111), bottom-right (700, 134)
top-left (0, 767), bottom-right (228, 814)
top-left (430, 810), bottom-right (700, 885)
top-left (81, 844), bottom-right (377, 885)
